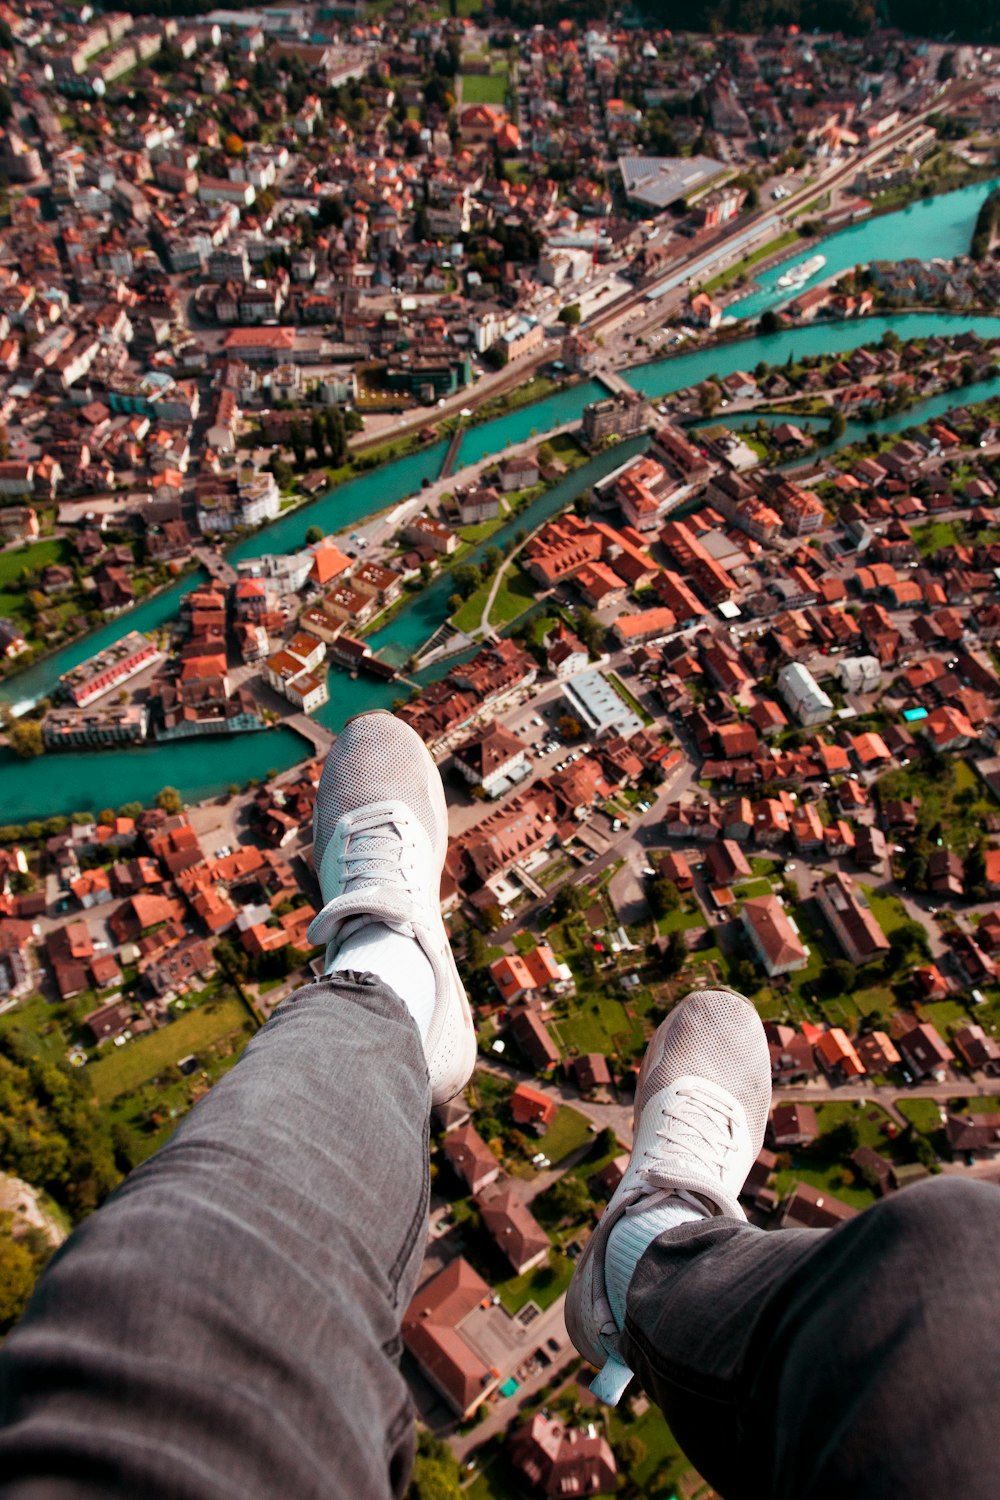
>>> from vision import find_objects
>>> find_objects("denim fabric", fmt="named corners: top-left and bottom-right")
top-left (0, 974), bottom-right (430, 1499)
top-left (620, 1177), bottom-right (1000, 1500)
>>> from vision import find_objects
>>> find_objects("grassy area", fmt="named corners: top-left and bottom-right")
top-left (488, 564), bottom-right (536, 629)
top-left (897, 1097), bottom-right (944, 1134)
top-left (495, 1248), bottom-right (574, 1315)
top-left (733, 878), bottom-right (773, 901)
top-left (860, 885), bottom-right (910, 937)
top-left (773, 1158), bottom-right (877, 1211)
top-left (917, 998), bottom-right (973, 1037)
top-left (549, 990), bottom-right (643, 1058)
top-left (656, 906), bottom-right (704, 936)
top-left (702, 227), bottom-right (802, 293)
top-left (0, 993), bottom-right (77, 1064)
top-left (540, 1104), bottom-right (593, 1164)
top-left (0, 538), bottom-right (71, 622)
top-left (88, 998), bottom-right (253, 1104)
top-left (608, 1404), bottom-right (687, 1495)
top-left (913, 518), bottom-right (964, 555)
top-left (461, 71), bottom-right (507, 104)
top-left (876, 757), bottom-right (997, 855)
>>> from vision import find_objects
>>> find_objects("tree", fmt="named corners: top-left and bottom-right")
top-left (618, 1436), bottom-right (648, 1473)
top-left (888, 920), bottom-right (932, 967)
top-left (828, 409), bottom-right (847, 441)
top-left (662, 929), bottom-right (687, 976)
top-left (325, 406), bottom-right (347, 467)
top-left (156, 786), bottom-right (183, 815)
top-left (647, 877), bottom-right (680, 918)
top-left (964, 841), bottom-right (987, 897)
top-left (305, 526), bottom-right (324, 545)
top-left (558, 303), bottom-right (582, 327)
top-left (310, 410), bottom-right (326, 463)
top-left (452, 563), bottom-right (481, 600)
top-left (289, 418), bottom-right (307, 469)
top-left (8, 721), bottom-right (43, 759)
top-left (573, 607), bottom-right (605, 655)
top-left (539, 1174), bottom-right (592, 1224)
top-left (558, 714), bottom-right (584, 742)
top-left (759, 309), bottom-right (781, 336)
top-left (553, 883), bottom-right (584, 920)
top-left (0, 1228), bottom-right (37, 1333)
top-left (409, 1433), bottom-right (462, 1500)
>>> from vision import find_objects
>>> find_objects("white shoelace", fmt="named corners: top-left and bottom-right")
top-left (340, 827), bottom-right (416, 896)
top-left (309, 811), bottom-right (427, 950)
top-left (641, 1081), bottom-right (740, 1186)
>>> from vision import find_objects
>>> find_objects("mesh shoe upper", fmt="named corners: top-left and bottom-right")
top-left (308, 712), bottom-right (476, 1104)
top-left (565, 988), bottom-right (771, 1385)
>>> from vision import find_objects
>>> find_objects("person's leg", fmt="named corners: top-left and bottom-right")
top-left (0, 972), bottom-right (430, 1499)
top-left (0, 712), bottom-right (477, 1498)
top-left (621, 1176), bottom-right (1000, 1500)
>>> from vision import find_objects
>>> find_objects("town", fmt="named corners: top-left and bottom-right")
top-left (2, 1), bottom-right (1000, 1495)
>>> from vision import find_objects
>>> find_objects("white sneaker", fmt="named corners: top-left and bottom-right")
top-left (307, 711), bottom-right (477, 1104)
top-left (565, 988), bottom-right (771, 1386)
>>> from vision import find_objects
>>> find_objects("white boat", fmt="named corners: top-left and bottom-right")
top-left (776, 253), bottom-right (827, 291)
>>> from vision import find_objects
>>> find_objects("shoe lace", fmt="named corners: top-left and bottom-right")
top-left (339, 813), bottom-right (418, 898)
top-left (641, 1082), bottom-right (740, 1186)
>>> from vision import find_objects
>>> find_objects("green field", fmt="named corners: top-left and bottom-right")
top-left (0, 537), bottom-right (69, 620)
top-left (88, 998), bottom-right (253, 1103)
top-left (461, 71), bottom-right (507, 104)
top-left (540, 1104), bottom-right (592, 1164)
top-left (549, 990), bottom-right (643, 1057)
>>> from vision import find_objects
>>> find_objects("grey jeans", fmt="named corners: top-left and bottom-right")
top-left (0, 974), bottom-right (429, 1499)
top-left (2, 975), bottom-right (999, 1499)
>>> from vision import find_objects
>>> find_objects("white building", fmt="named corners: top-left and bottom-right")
top-left (837, 656), bottom-right (883, 694)
top-left (778, 662), bottom-right (834, 726)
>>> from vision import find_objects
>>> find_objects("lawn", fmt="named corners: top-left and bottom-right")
top-left (852, 984), bottom-right (899, 1020)
top-left (608, 1404), bottom-right (688, 1496)
top-left (656, 906), bottom-right (704, 936)
top-left (88, 998), bottom-right (253, 1103)
top-left (540, 1104), bottom-right (593, 1164)
top-left (0, 537), bottom-right (67, 587)
top-left (0, 993), bottom-right (77, 1064)
top-left (913, 518), bottom-right (964, 556)
top-left (916, 997), bottom-right (972, 1038)
top-left (0, 538), bottom-right (71, 624)
top-left (733, 878), bottom-right (773, 901)
top-left (860, 885), bottom-right (911, 937)
top-left (773, 1160), bottom-right (877, 1210)
top-left (461, 71), bottom-right (507, 105)
top-left (488, 564), bottom-right (536, 629)
top-left (549, 989), bottom-right (644, 1057)
top-left (495, 1247), bottom-right (574, 1315)
top-left (896, 1097), bottom-right (944, 1135)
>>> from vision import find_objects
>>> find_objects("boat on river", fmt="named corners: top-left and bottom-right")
top-left (776, 253), bottom-right (827, 291)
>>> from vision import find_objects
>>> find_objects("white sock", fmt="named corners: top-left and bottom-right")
top-left (605, 1193), bottom-right (706, 1329)
top-left (327, 923), bottom-right (436, 1045)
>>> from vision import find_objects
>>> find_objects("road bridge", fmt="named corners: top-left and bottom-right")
top-left (285, 714), bottom-right (336, 756)
top-left (193, 547), bottom-right (238, 587)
